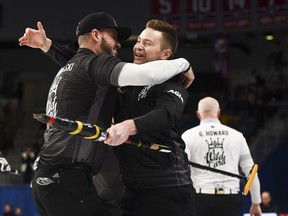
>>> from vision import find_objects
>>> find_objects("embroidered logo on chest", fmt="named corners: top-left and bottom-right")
top-left (138, 85), bottom-right (152, 101)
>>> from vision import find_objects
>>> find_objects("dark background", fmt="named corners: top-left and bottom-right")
top-left (0, 0), bottom-right (287, 215)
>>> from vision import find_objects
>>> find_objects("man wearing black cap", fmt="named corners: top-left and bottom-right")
top-left (75, 12), bottom-right (131, 42)
top-left (19, 12), bottom-right (194, 216)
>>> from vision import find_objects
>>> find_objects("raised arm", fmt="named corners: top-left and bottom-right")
top-left (19, 22), bottom-right (76, 66)
top-left (19, 22), bottom-right (195, 88)
top-left (19, 21), bottom-right (51, 52)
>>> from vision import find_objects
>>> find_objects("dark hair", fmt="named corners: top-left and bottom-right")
top-left (146, 19), bottom-right (178, 55)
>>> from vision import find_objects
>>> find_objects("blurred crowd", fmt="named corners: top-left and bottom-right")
top-left (0, 203), bottom-right (22, 216)
top-left (0, 99), bottom-right (23, 155)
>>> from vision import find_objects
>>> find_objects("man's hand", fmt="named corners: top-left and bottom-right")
top-left (250, 203), bottom-right (262, 216)
top-left (104, 120), bottom-right (137, 146)
top-left (18, 21), bottom-right (51, 52)
top-left (180, 66), bottom-right (195, 89)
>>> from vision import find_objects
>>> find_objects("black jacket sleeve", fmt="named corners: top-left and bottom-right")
top-left (133, 82), bottom-right (188, 134)
top-left (45, 41), bottom-right (76, 67)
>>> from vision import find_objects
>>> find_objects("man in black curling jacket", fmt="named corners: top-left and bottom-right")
top-left (105, 19), bottom-right (198, 216)
top-left (18, 13), bottom-right (194, 216)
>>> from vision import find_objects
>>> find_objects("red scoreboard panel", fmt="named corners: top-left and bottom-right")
top-left (151, 0), bottom-right (181, 32)
top-left (186, 0), bottom-right (217, 32)
top-left (257, 0), bottom-right (288, 26)
top-left (222, 0), bottom-right (252, 30)
top-left (150, 0), bottom-right (288, 34)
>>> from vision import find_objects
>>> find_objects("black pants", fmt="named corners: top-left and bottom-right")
top-left (120, 185), bottom-right (198, 216)
top-left (32, 166), bottom-right (103, 216)
top-left (196, 193), bottom-right (241, 216)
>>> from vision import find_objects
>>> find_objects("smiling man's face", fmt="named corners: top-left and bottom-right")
top-left (133, 27), bottom-right (165, 64)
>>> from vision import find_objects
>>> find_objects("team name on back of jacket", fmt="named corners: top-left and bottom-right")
top-left (46, 63), bottom-right (75, 118)
top-left (59, 63), bottom-right (75, 73)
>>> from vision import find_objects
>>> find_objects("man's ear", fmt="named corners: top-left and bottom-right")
top-left (217, 109), bottom-right (221, 118)
top-left (91, 29), bottom-right (101, 41)
top-left (196, 111), bottom-right (201, 121)
top-left (161, 49), bottom-right (172, 60)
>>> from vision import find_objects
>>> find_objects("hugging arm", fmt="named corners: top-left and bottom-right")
top-left (117, 59), bottom-right (194, 88)
top-left (19, 22), bottom-right (195, 87)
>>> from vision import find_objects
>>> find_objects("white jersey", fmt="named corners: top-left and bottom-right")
top-left (182, 118), bottom-right (261, 204)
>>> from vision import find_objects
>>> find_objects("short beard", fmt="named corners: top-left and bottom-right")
top-left (100, 37), bottom-right (114, 56)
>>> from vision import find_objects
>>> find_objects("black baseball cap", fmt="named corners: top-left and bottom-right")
top-left (76, 12), bottom-right (131, 42)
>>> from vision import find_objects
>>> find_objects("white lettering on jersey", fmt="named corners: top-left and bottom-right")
top-left (199, 130), bottom-right (229, 136)
top-left (46, 63), bottom-right (75, 119)
top-left (167, 90), bottom-right (184, 103)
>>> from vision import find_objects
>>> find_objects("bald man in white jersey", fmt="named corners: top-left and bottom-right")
top-left (182, 97), bottom-right (262, 216)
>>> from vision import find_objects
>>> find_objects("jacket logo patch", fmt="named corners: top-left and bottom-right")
top-left (138, 85), bottom-right (152, 101)
top-left (36, 177), bottom-right (55, 186)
